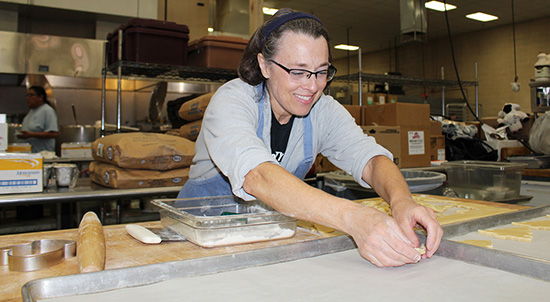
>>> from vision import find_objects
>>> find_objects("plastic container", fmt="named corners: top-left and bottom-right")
top-left (534, 52), bottom-right (550, 81)
top-left (322, 170), bottom-right (447, 199)
top-left (187, 36), bottom-right (248, 70)
top-left (107, 18), bottom-right (190, 66)
top-left (442, 161), bottom-right (527, 201)
top-left (151, 196), bottom-right (296, 248)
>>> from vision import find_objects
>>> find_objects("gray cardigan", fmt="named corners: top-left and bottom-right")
top-left (189, 78), bottom-right (392, 200)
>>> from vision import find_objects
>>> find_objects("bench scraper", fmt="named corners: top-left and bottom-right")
top-left (125, 224), bottom-right (187, 244)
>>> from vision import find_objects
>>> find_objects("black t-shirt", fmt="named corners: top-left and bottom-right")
top-left (271, 111), bottom-right (295, 163)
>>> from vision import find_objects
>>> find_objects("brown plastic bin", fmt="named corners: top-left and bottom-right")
top-left (107, 18), bottom-right (190, 66)
top-left (187, 36), bottom-right (248, 70)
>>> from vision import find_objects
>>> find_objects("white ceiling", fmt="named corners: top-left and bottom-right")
top-left (263, 0), bottom-right (550, 59)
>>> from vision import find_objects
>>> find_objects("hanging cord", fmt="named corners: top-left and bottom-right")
top-left (511, 0), bottom-right (518, 83)
top-left (442, 0), bottom-right (538, 155)
top-left (442, 0), bottom-right (482, 124)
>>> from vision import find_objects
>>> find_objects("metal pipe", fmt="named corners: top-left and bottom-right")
top-left (441, 66), bottom-right (445, 116)
top-left (358, 48), bottom-right (362, 106)
top-left (475, 62), bottom-right (479, 117)
top-left (116, 29), bottom-right (123, 132)
top-left (101, 42), bottom-right (107, 136)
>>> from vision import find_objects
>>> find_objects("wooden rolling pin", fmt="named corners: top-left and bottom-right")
top-left (77, 211), bottom-right (106, 273)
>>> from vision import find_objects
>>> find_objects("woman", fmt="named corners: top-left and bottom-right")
top-left (178, 9), bottom-right (443, 267)
top-left (18, 86), bottom-right (58, 153)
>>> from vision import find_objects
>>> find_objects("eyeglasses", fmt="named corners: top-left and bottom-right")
top-left (268, 60), bottom-right (337, 83)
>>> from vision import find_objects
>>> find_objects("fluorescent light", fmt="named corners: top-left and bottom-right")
top-left (466, 12), bottom-right (499, 22)
top-left (425, 1), bottom-right (456, 12)
top-left (263, 7), bottom-right (278, 15)
top-left (207, 27), bottom-right (214, 32)
top-left (334, 44), bottom-right (360, 51)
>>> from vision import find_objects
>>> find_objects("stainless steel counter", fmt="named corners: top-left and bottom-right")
top-left (0, 178), bottom-right (182, 206)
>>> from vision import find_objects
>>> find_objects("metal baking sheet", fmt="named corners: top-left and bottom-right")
top-left (22, 236), bottom-right (356, 302)
top-left (21, 206), bottom-right (550, 301)
top-left (437, 205), bottom-right (550, 281)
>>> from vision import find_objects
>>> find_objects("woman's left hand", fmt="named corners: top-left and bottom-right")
top-left (17, 130), bottom-right (31, 139)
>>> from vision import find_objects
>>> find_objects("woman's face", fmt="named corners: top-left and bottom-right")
top-left (26, 89), bottom-right (44, 109)
top-left (258, 32), bottom-right (330, 124)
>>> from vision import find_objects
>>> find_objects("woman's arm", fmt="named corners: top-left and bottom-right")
top-left (243, 161), bottom-right (432, 267)
top-left (18, 130), bottom-right (58, 139)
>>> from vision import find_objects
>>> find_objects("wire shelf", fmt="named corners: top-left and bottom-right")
top-left (333, 72), bottom-right (477, 87)
top-left (105, 61), bottom-right (239, 83)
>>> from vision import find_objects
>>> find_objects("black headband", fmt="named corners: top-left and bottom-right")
top-left (260, 12), bottom-right (322, 47)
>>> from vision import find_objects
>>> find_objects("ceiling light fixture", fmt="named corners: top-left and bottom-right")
top-left (334, 44), bottom-right (360, 51)
top-left (425, 1), bottom-right (456, 12)
top-left (207, 27), bottom-right (214, 32)
top-left (466, 12), bottom-right (499, 22)
top-left (263, 7), bottom-right (278, 15)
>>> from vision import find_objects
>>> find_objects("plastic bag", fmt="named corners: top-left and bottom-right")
top-left (529, 112), bottom-right (550, 155)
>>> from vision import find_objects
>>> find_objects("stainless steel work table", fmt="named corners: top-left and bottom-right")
top-left (0, 178), bottom-right (182, 227)
top-left (19, 204), bottom-right (550, 301)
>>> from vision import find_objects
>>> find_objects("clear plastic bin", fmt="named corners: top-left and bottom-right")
top-left (151, 196), bottom-right (296, 248)
top-left (442, 161), bottom-right (527, 201)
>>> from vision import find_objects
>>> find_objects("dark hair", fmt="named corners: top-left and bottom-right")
top-left (28, 86), bottom-right (51, 106)
top-left (238, 8), bottom-right (332, 86)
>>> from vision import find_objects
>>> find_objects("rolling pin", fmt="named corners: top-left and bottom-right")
top-left (77, 211), bottom-right (105, 273)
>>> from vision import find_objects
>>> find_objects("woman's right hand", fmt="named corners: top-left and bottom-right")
top-left (343, 206), bottom-right (422, 267)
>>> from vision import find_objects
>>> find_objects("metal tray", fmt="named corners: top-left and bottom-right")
top-left (22, 236), bottom-right (356, 302)
top-left (21, 206), bottom-right (550, 301)
top-left (438, 205), bottom-right (550, 281)
top-left (151, 196), bottom-right (297, 248)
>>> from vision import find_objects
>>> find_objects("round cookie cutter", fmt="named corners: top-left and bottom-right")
top-left (0, 239), bottom-right (76, 272)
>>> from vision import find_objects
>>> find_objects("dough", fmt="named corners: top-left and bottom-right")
top-left (415, 244), bottom-right (426, 255)
top-left (478, 227), bottom-right (533, 242)
top-left (456, 240), bottom-right (493, 249)
top-left (512, 219), bottom-right (550, 230)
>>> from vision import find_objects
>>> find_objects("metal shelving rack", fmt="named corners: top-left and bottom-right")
top-left (332, 67), bottom-right (479, 117)
top-left (100, 29), bottom-right (239, 134)
top-left (333, 72), bottom-right (477, 88)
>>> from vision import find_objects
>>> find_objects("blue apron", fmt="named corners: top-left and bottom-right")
top-left (177, 89), bottom-right (314, 199)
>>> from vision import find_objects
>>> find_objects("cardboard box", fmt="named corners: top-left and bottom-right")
top-left (351, 93), bottom-right (376, 106)
top-left (362, 125), bottom-right (431, 168)
top-left (0, 153), bottom-right (43, 194)
top-left (430, 135), bottom-right (446, 161)
top-left (386, 94), bottom-right (398, 104)
top-left (6, 143), bottom-right (32, 153)
top-left (343, 105), bottom-right (362, 125)
top-left (362, 126), bottom-right (401, 166)
top-left (0, 122), bottom-right (7, 151)
top-left (363, 103), bottom-right (430, 127)
top-left (61, 142), bottom-right (93, 159)
top-left (430, 121), bottom-right (443, 136)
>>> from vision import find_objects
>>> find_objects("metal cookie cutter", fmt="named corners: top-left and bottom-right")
top-left (0, 239), bottom-right (76, 272)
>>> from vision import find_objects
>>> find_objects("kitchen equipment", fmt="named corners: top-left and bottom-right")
top-left (43, 164), bottom-right (53, 188)
top-left (151, 196), bottom-right (297, 248)
top-left (506, 154), bottom-right (550, 169)
top-left (125, 224), bottom-right (187, 244)
top-left (442, 160), bottom-right (527, 201)
top-left (71, 103), bottom-right (78, 125)
top-left (534, 52), bottom-right (550, 81)
top-left (53, 163), bottom-right (79, 187)
top-left (107, 18), bottom-right (190, 66)
top-left (77, 211), bottom-right (105, 273)
top-left (187, 36), bottom-right (248, 70)
top-left (148, 81), bottom-right (167, 126)
top-left (0, 239), bottom-right (76, 272)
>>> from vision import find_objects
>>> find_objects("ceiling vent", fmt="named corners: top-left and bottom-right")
top-left (400, 0), bottom-right (427, 43)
